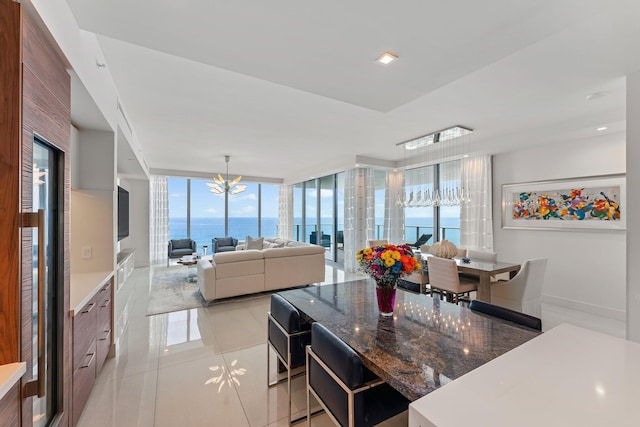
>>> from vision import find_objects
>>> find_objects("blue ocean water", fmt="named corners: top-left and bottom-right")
top-left (170, 216), bottom-right (461, 252)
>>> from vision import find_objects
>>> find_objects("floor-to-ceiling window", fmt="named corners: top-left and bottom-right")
top-left (167, 176), bottom-right (279, 251)
top-left (402, 159), bottom-right (462, 246)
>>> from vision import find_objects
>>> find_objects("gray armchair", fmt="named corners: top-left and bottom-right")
top-left (213, 237), bottom-right (238, 253)
top-left (168, 239), bottom-right (197, 266)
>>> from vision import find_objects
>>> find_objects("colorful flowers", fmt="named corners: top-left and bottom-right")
top-left (356, 244), bottom-right (421, 288)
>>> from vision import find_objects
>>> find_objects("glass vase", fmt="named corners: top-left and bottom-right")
top-left (375, 281), bottom-right (397, 317)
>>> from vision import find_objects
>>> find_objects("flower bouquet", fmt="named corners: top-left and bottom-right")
top-left (356, 243), bottom-right (422, 316)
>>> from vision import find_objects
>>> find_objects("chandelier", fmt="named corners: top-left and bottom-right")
top-left (395, 126), bottom-right (472, 208)
top-left (207, 155), bottom-right (246, 195)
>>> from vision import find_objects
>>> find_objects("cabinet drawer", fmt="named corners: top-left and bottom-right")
top-left (97, 281), bottom-right (112, 306)
top-left (72, 343), bottom-right (97, 426)
top-left (73, 297), bottom-right (97, 369)
top-left (96, 327), bottom-right (111, 373)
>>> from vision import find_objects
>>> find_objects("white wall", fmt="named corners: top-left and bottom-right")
top-left (117, 178), bottom-right (150, 267)
top-left (70, 190), bottom-right (114, 273)
top-left (627, 71), bottom-right (640, 341)
top-left (493, 134), bottom-right (626, 320)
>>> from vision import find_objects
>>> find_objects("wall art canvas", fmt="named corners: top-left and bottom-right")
top-left (502, 175), bottom-right (625, 230)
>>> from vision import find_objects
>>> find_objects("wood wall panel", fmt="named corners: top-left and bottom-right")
top-left (20, 8), bottom-right (72, 427)
top-left (21, 8), bottom-right (70, 109)
top-left (0, 0), bottom-right (22, 367)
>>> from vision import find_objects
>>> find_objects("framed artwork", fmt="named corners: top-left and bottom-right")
top-left (502, 174), bottom-right (625, 230)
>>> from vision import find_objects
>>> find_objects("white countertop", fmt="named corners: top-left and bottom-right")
top-left (409, 323), bottom-right (640, 427)
top-left (70, 270), bottom-right (114, 316)
top-left (0, 362), bottom-right (26, 400)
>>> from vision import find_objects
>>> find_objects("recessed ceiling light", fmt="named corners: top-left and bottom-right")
top-left (355, 164), bottom-right (360, 167)
top-left (586, 91), bottom-right (609, 101)
top-left (376, 52), bottom-right (398, 65)
top-left (597, 126), bottom-right (608, 131)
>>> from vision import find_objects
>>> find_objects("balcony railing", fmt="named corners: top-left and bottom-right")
top-left (292, 224), bottom-right (461, 247)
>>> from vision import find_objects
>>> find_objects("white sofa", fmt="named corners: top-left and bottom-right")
top-left (197, 238), bottom-right (325, 302)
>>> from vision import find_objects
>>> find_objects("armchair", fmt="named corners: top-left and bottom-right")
top-left (491, 258), bottom-right (548, 317)
top-left (168, 239), bottom-right (197, 266)
top-left (212, 236), bottom-right (238, 253)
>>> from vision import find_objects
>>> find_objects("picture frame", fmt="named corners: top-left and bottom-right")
top-left (501, 174), bottom-right (625, 231)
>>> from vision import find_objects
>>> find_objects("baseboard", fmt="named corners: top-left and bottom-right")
top-left (542, 294), bottom-right (626, 321)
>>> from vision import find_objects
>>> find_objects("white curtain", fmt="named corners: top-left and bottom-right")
top-left (150, 175), bottom-right (169, 264)
top-left (384, 170), bottom-right (405, 245)
top-left (460, 155), bottom-right (493, 251)
top-left (278, 183), bottom-right (293, 239)
top-left (344, 168), bottom-right (376, 273)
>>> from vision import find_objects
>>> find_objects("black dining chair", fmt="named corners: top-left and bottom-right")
top-left (306, 322), bottom-right (409, 427)
top-left (267, 294), bottom-right (311, 424)
top-left (469, 300), bottom-right (542, 331)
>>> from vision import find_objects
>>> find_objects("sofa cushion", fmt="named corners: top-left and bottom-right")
top-left (214, 250), bottom-right (264, 264)
top-left (246, 235), bottom-right (264, 250)
top-left (215, 237), bottom-right (235, 247)
top-left (172, 239), bottom-right (193, 249)
top-left (263, 245), bottom-right (325, 258)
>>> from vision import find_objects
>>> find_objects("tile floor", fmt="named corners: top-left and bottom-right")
top-left (77, 263), bottom-right (625, 427)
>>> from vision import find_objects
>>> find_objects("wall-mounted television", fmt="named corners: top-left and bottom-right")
top-left (117, 186), bottom-right (129, 241)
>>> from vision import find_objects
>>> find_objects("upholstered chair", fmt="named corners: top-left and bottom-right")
top-left (267, 294), bottom-right (311, 424)
top-left (306, 322), bottom-right (409, 427)
top-left (367, 239), bottom-right (388, 247)
top-left (469, 300), bottom-right (542, 331)
top-left (212, 236), bottom-right (238, 253)
top-left (490, 258), bottom-right (548, 317)
top-left (426, 256), bottom-right (478, 304)
top-left (167, 239), bottom-right (196, 266)
top-left (466, 249), bottom-right (497, 263)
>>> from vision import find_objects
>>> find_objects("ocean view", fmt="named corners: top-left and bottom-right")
top-left (170, 216), bottom-right (461, 252)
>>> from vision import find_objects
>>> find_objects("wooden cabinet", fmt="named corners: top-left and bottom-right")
top-left (95, 282), bottom-right (112, 374)
top-left (72, 280), bottom-right (113, 426)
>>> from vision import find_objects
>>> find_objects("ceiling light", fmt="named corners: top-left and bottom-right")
top-left (206, 155), bottom-right (246, 195)
top-left (376, 52), bottom-right (398, 65)
top-left (586, 91), bottom-right (609, 101)
top-left (597, 126), bottom-right (608, 131)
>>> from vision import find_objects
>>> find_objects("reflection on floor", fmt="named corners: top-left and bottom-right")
top-left (77, 263), bottom-right (625, 426)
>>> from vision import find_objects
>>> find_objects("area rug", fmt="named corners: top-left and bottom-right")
top-left (146, 266), bottom-right (207, 316)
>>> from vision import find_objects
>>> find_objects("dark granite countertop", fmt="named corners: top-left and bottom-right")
top-left (278, 279), bottom-right (540, 401)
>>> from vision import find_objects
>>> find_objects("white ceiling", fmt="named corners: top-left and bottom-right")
top-left (64, 0), bottom-right (640, 183)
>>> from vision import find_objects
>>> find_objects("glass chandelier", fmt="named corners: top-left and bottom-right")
top-left (395, 126), bottom-right (472, 208)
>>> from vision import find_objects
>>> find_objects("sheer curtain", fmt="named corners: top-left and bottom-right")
top-left (150, 175), bottom-right (169, 264)
top-left (384, 170), bottom-right (405, 245)
top-left (278, 183), bottom-right (293, 239)
top-left (460, 155), bottom-right (493, 251)
top-left (344, 168), bottom-right (376, 273)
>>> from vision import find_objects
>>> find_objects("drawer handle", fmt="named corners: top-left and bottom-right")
top-left (82, 303), bottom-right (95, 314)
top-left (100, 299), bottom-right (111, 308)
top-left (80, 352), bottom-right (95, 369)
top-left (99, 330), bottom-right (111, 341)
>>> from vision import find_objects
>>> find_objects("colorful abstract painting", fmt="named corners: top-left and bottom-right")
top-left (502, 175), bottom-right (625, 230)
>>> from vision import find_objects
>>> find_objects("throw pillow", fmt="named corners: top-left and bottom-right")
top-left (246, 235), bottom-right (264, 250)
top-left (268, 242), bottom-right (285, 248)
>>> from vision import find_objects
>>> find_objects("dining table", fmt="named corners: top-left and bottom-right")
top-left (416, 254), bottom-right (521, 302)
top-left (277, 279), bottom-right (540, 401)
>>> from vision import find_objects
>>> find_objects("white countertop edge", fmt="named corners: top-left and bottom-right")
top-left (0, 362), bottom-right (26, 400)
top-left (70, 270), bottom-right (114, 316)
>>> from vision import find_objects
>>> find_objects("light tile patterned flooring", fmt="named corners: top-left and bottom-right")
top-left (77, 263), bottom-right (625, 427)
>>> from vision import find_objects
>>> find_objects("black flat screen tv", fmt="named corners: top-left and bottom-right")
top-left (117, 186), bottom-right (130, 241)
